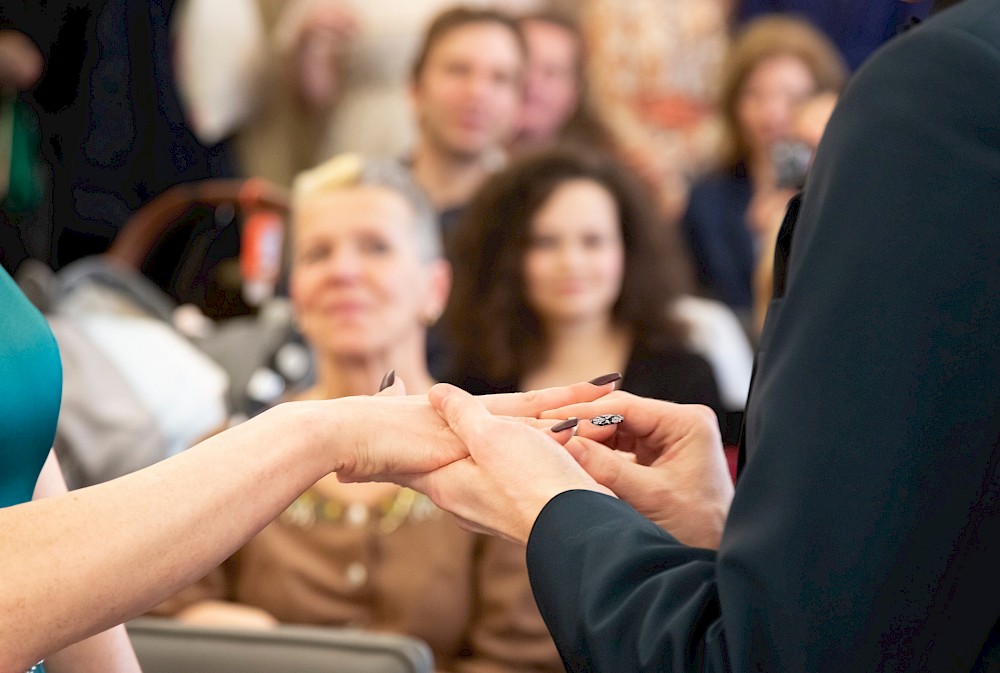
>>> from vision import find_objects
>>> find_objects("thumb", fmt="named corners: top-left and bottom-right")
top-left (428, 383), bottom-right (494, 446)
top-left (566, 437), bottom-right (640, 495)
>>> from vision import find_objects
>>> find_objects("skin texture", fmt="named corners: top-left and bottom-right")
top-left (290, 186), bottom-right (449, 364)
top-left (404, 384), bottom-right (614, 544)
top-left (545, 391), bottom-right (733, 549)
top-left (406, 384), bottom-right (733, 550)
top-left (31, 453), bottom-right (142, 673)
top-left (737, 54), bottom-right (818, 164)
top-left (522, 179), bottom-right (625, 328)
top-left (410, 22), bottom-right (523, 162)
top-left (407, 19), bottom-right (524, 213)
top-left (517, 19), bottom-right (581, 144)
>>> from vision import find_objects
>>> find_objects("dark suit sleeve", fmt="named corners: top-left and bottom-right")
top-left (525, 9), bottom-right (1000, 672)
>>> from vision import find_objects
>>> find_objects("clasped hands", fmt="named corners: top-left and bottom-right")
top-left (331, 376), bottom-right (734, 550)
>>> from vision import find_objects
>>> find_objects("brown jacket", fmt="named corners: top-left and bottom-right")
top-left (153, 488), bottom-right (562, 673)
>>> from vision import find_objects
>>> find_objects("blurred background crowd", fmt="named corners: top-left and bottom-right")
top-left (0, 0), bottom-right (934, 669)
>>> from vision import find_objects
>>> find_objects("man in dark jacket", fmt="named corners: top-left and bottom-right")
top-left (400, 0), bottom-right (1000, 670)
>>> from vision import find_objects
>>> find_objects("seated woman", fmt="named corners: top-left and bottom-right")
top-left (681, 15), bottom-right (846, 330)
top-left (443, 146), bottom-right (721, 417)
top-left (150, 155), bottom-right (562, 673)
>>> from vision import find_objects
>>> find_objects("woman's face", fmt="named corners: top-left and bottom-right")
top-left (522, 179), bottom-right (625, 326)
top-left (290, 186), bottom-right (445, 359)
top-left (736, 54), bottom-right (817, 161)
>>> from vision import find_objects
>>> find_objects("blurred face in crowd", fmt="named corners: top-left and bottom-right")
top-left (291, 186), bottom-right (447, 359)
top-left (518, 18), bottom-right (581, 141)
top-left (737, 54), bottom-right (817, 162)
top-left (411, 21), bottom-right (524, 160)
top-left (523, 179), bottom-right (625, 327)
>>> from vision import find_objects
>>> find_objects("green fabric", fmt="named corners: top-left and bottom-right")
top-left (5, 97), bottom-right (44, 212)
top-left (0, 266), bottom-right (61, 508)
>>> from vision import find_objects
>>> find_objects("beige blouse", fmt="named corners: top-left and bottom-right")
top-left (152, 487), bottom-right (562, 673)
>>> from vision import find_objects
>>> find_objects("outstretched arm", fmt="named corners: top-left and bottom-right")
top-left (0, 394), bottom-right (457, 672)
top-left (0, 377), bottom-right (614, 673)
top-left (32, 452), bottom-right (141, 673)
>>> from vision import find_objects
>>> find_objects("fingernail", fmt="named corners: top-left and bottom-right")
top-left (550, 417), bottom-right (579, 433)
top-left (587, 373), bottom-right (621, 387)
top-left (378, 369), bottom-right (395, 392)
top-left (590, 413), bottom-right (624, 426)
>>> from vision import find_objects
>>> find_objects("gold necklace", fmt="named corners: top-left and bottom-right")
top-left (280, 487), bottom-right (440, 535)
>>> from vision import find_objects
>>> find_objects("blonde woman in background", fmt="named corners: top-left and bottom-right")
top-left (151, 154), bottom-right (563, 673)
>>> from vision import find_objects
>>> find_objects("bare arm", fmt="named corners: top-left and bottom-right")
top-left (31, 452), bottom-right (142, 673)
top-left (0, 379), bottom-right (613, 673)
top-left (0, 396), bottom-right (450, 673)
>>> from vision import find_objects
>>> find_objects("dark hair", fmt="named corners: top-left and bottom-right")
top-left (410, 6), bottom-right (526, 82)
top-left (443, 146), bottom-right (692, 385)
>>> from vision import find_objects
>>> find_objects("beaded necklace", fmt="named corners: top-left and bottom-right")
top-left (280, 487), bottom-right (440, 534)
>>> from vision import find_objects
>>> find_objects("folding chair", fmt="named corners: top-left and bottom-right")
top-left (126, 617), bottom-right (434, 673)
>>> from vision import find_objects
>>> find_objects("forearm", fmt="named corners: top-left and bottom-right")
top-left (0, 403), bottom-right (334, 672)
top-left (43, 626), bottom-right (140, 673)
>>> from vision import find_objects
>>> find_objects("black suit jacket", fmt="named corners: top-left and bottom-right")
top-left (525, 2), bottom-right (1000, 671)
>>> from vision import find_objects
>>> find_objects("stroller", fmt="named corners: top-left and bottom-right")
top-left (18, 179), bottom-right (312, 489)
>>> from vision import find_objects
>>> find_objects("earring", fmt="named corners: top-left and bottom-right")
top-left (421, 307), bottom-right (442, 327)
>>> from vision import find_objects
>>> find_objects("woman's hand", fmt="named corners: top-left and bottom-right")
top-left (544, 392), bottom-right (734, 549)
top-left (319, 376), bottom-right (620, 484)
top-left (398, 384), bottom-right (615, 545)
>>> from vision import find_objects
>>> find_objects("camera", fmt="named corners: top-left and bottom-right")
top-left (771, 139), bottom-right (815, 190)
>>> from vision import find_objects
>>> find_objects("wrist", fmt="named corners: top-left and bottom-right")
top-left (257, 400), bottom-right (352, 481)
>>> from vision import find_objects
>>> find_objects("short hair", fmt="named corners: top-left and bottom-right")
top-left (291, 154), bottom-right (442, 262)
top-left (443, 145), bottom-right (692, 385)
top-left (718, 15), bottom-right (848, 168)
top-left (410, 6), bottom-right (525, 82)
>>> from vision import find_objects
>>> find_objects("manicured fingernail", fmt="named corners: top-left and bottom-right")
top-left (550, 417), bottom-right (579, 433)
top-left (588, 373), bottom-right (621, 386)
top-left (378, 369), bottom-right (395, 392)
top-left (590, 413), bottom-right (624, 426)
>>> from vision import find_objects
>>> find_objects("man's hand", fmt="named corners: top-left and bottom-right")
top-left (326, 375), bottom-right (619, 486)
top-left (546, 392), bottom-right (734, 549)
top-left (400, 384), bottom-right (614, 545)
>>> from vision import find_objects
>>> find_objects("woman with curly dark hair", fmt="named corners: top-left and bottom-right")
top-left (443, 146), bottom-right (721, 414)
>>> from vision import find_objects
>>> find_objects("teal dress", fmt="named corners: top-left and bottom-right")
top-left (1, 267), bottom-right (61, 673)
top-left (0, 267), bottom-right (61, 507)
